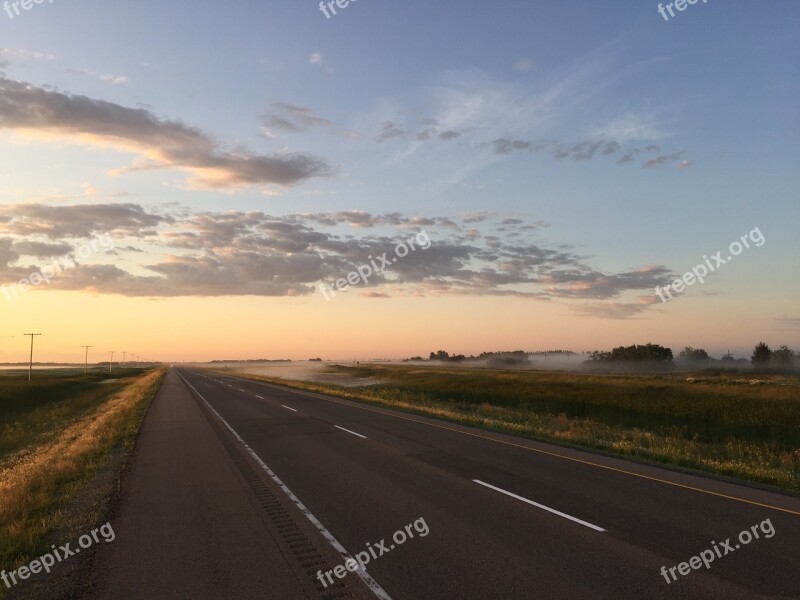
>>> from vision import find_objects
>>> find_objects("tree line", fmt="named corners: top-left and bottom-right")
top-left (586, 342), bottom-right (796, 372)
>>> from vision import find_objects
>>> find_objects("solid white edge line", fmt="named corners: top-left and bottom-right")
top-left (282, 405), bottom-right (298, 412)
top-left (335, 425), bottom-right (367, 439)
top-left (176, 370), bottom-right (392, 600)
top-left (473, 479), bottom-right (605, 532)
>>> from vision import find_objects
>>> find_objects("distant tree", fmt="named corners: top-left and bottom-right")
top-left (609, 343), bottom-right (673, 363)
top-left (585, 344), bottom-right (673, 364)
top-left (751, 342), bottom-right (772, 367)
top-left (679, 347), bottom-right (709, 361)
top-left (429, 350), bottom-right (450, 361)
top-left (772, 345), bottom-right (795, 370)
top-left (478, 350), bottom-right (528, 359)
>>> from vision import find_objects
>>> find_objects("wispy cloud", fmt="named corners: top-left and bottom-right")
top-left (492, 135), bottom-right (685, 168)
top-left (261, 102), bottom-right (357, 138)
top-left (375, 121), bottom-right (405, 143)
top-left (0, 47), bottom-right (54, 67)
top-left (513, 58), bottom-right (536, 72)
top-left (642, 151), bottom-right (684, 169)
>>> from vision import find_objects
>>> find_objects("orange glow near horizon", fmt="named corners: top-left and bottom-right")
top-left (0, 288), bottom-right (793, 363)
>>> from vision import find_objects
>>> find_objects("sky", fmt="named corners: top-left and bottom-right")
top-left (0, 0), bottom-right (798, 362)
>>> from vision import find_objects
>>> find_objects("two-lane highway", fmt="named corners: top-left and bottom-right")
top-left (170, 368), bottom-right (800, 599)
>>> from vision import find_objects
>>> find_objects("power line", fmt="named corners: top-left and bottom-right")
top-left (23, 333), bottom-right (42, 382)
top-left (82, 345), bottom-right (93, 375)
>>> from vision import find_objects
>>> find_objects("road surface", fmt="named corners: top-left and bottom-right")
top-left (88, 368), bottom-right (800, 599)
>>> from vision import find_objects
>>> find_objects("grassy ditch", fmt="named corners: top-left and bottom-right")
top-left (0, 368), bottom-right (165, 596)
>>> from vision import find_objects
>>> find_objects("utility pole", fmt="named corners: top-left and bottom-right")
top-left (109, 350), bottom-right (114, 372)
top-left (82, 345), bottom-right (93, 374)
top-left (122, 351), bottom-right (126, 366)
top-left (24, 333), bottom-right (42, 382)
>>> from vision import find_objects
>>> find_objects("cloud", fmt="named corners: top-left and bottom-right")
top-left (12, 240), bottom-right (72, 258)
top-left (642, 151), bottom-right (684, 169)
top-left (309, 53), bottom-right (323, 65)
top-left (99, 74), bottom-right (128, 85)
top-left (513, 58), bottom-right (536, 72)
top-left (0, 77), bottom-right (332, 191)
top-left (360, 290), bottom-right (390, 298)
top-left (553, 139), bottom-right (622, 161)
top-left (300, 211), bottom-right (403, 228)
top-left (616, 153), bottom-right (635, 165)
top-left (573, 295), bottom-right (662, 320)
top-left (0, 204), bottom-right (674, 318)
top-left (0, 48), bottom-right (54, 67)
top-left (776, 317), bottom-right (800, 330)
top-left (409, 120), bottom-right (463, 143)
top-left (461, 211), bottom-right (494, 224)
top-left (67, 67), bottom-right (129, 85)
top-left (0, 204), bottom-right (669, 314)
top-left (438, 130), bottom-right (461, 141)
top-left (262, 102), bottom-right (334, 132)
top-left (0, 203), bottom-right (169, 239)
top-left (375, 121), bottom-right (405, 143)
top-left (538, 266), bottom-right (673, 300)
top-left (492, 134), bottom-right (686, 169)
top-left (593, 112), bottom-right (668, 141)
top-left (494, 137), bottom-right (536, 155)
top-left (261, 102), bottom-right (356, 138)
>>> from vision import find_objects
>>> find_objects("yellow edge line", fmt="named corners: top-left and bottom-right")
top-left (227, 372), bottom-right (800, 518)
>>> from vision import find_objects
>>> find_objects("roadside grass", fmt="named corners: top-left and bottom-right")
top-left (0, 368), bottom-right (165, 595)
top-left (0, 369), bottom-right (144, 462)
top-left (210, 364), bottom-right (800, 492)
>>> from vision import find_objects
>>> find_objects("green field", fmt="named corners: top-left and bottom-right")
top-left (0, 369), bottom-right (142, 461)
top-left (0, 368), bottom-right (165, 597)
top-left (220, 364), bottom-right (800, 492)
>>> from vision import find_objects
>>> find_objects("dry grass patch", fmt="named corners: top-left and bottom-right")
top-left (0, 368), bottom-right (165, 586)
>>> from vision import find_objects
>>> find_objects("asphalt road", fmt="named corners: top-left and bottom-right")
top-left (91, 368), bottom-right (800, 599)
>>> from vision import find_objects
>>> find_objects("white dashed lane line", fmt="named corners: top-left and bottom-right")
top-left (334, 425), bottom-right (367, 439)
top-left (473, 479), bottom-right (605, 532)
